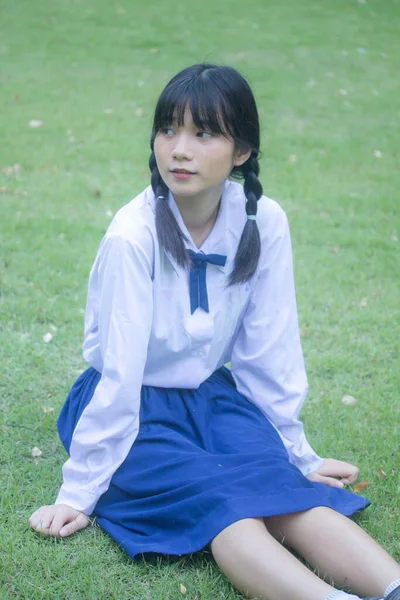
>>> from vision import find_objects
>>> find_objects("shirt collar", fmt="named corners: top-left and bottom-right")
top-left (160, 181), bottom-right (230, 276)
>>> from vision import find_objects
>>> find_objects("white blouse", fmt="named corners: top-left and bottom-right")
top-left (55, 180), bottom-right (323, 515)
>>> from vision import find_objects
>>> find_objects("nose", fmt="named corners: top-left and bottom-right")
top-left (172, 133), bottom-right (194, 161)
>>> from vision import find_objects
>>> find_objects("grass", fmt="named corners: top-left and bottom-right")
top-left (1, 0), bottom-right (399, 597)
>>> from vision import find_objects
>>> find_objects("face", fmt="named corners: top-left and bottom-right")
top-left (153, 106), bottom-right (250, 202)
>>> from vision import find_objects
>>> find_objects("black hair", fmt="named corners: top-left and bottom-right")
top-left (149, 63), bottom-right (262, 286)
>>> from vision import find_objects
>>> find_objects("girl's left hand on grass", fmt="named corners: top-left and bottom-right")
top-left (306, 458), bottom-right (360, 488)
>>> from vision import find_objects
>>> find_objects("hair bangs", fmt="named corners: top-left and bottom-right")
top-left (152, 73), bottom-right (235, 141)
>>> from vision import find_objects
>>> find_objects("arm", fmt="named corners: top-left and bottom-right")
top-left (55, 233), bottom-right (153, 514)
top-left (230, 207), bottom-right (323, 475)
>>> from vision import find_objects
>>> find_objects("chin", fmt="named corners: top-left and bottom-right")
top-left (166, 180), bottom-right (203, 197)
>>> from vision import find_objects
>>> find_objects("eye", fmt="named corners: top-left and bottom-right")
top-left (196, 131), bottom-right (213, 139)
top-left (160, 127), bottom-right (174, 136)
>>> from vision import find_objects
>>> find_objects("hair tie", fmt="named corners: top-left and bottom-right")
top-left (247, 215), bottom-right (256, 220)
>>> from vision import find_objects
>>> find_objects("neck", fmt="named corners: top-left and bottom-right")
top-left (173, 182), bottom-right (224, 233)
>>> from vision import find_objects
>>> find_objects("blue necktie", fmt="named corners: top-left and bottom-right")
top-left (187, 249), bottom-right (227, 314)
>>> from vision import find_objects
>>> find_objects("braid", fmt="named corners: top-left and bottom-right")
top-left (149, 152), bottom-right (191, 269)
top-left (228, 152), bottom-right (262, 286)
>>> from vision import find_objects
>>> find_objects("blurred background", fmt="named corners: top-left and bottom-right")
top-left (1, 1), bottom-right (399, 598)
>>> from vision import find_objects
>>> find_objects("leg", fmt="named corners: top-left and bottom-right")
top-left (265, 507), bottom-right (400, 598)
top-left (210, 517), bottom-right (338, 600)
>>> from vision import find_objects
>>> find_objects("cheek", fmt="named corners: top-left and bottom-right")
top-left (153, 139), bottom-right (168, 170)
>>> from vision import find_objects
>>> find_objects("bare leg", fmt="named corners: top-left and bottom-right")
top-left (210, 517), bottom-right (338, 600)
top-left (265, 507), bottom-right (400, 598)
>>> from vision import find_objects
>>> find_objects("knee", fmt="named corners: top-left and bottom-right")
top-left (210, 517), bottom-right (265, 557)
top-left (265, 507), bottom-right (335, 542)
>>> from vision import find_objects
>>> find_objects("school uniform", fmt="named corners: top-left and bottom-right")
top-left (56, 180), bottom-right (369, 559)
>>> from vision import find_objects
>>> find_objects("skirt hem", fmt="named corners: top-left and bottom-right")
top-left (95, 489), bottom-right (370, 561)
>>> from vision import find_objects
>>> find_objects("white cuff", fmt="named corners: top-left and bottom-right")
top-left (55, 484), bottom-right (99, 515)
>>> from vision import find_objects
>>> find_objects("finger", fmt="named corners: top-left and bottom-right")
top-left (319, 476), bottom-right (344, 488)
top-left (340, 473), bottom-right (358, 485)
top-left (49, 510), bottom-right (72, 537)
top-left (30, 512), bottom-right (54, 535)
top-left (59, 513), bottom-right (89, 538)
top-left (318, 464), bottom-right (350, 478)
top-left (327, 462), bottom-right (359, 481)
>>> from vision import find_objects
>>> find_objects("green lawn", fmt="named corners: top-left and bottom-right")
top-left (1, 0), bottom-right (399, 598)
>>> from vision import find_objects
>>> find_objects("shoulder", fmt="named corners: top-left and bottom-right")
top-left (226, 180), bottom-right (289, 244)
top-left (92, 187), bottom-right (157, 276)
top-left (257, 195), bottom-right (289, 244)
top-left (103, 186), bottom-right (156, 253)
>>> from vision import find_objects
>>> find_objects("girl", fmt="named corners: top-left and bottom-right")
top-left (29, 64), bottom-right (400, 600)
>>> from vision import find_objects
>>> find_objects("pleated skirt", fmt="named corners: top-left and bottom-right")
top-left (57, 365), bottom-right (370, 560)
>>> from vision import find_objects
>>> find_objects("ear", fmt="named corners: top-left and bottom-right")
top-left (233, 147), bottom-right (252, 167)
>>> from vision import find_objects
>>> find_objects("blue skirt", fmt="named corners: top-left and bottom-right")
top-left (57, 365), bottom-right (370, 560)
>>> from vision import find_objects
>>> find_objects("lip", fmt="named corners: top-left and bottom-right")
top-left (170, 169), bottom-right (196, 180)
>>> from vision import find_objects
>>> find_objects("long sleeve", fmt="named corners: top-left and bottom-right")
top-left (230, 207), bottom-right (323, 475)
top-left (55, 233), bottom-right (154, 514)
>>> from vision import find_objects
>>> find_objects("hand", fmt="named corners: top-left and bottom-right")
top-left (29, 504), bottom-right (90, 538)
top-left (306, 458), bottom-right (359, 489)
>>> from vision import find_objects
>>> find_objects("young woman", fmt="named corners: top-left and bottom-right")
top-left (29, 63), bottom-right (400, 600)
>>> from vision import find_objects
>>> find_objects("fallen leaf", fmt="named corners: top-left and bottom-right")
top-left (137, 80), bottom-right (144, 87)
top-left (13, 163), bottom-right (21, 172)
top-left (342, 395), bottom-right (357, 406)
top-left (319, 149), bottom-right (327, 156)
top-left (0, 186), bottom-right (7, 193)
top-left (354, 480), bottom-right (368, 493)
top-left (58, 233), bottom-right (65, 239)
top-left (49, 324), bottom-right (57, 331)
top-left (104, 108), bottom-right (113, 114)
top-left (331, 247), bottom-right (340, 254)
top-left (374, 468), bottom-right (387, 480)
top-left (105, 209), bottom-right (113, 217)
top-left (29, 120), bottom-right (43, 128)
top-left (180, 584), bottom-right (187, 595)
top-left (135, 108), bottom-right (144, 117)
top-left (31, 447), bottom-right (43, 458)
top-left (374, 150), bottom-right (383, 158)
top-left (41, 406), bottom-right (55, 413)
top-left (338, 88), bottom-right (348, 96)
top-left (300, 328), bottom-right (309, 337)
top-left (391, 234), bottom-right (398, 242)
top-left (150, 47), bottom-right (159, 54)
top-left (287, 154), bottom-right (297, 163)
top-left (357, 47), bottom-right (366, 53)
top-left (2, 166), bottom-right (13, 175)
top-left (359, 297), bottom-right (368, 307)
top-left (43, 333), bottom-right (53, 343)
top-left (307, 79), bottom-right (316, 88)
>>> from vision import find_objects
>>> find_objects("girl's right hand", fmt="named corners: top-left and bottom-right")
top-left (29, 504), bottom-right (90, 538)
